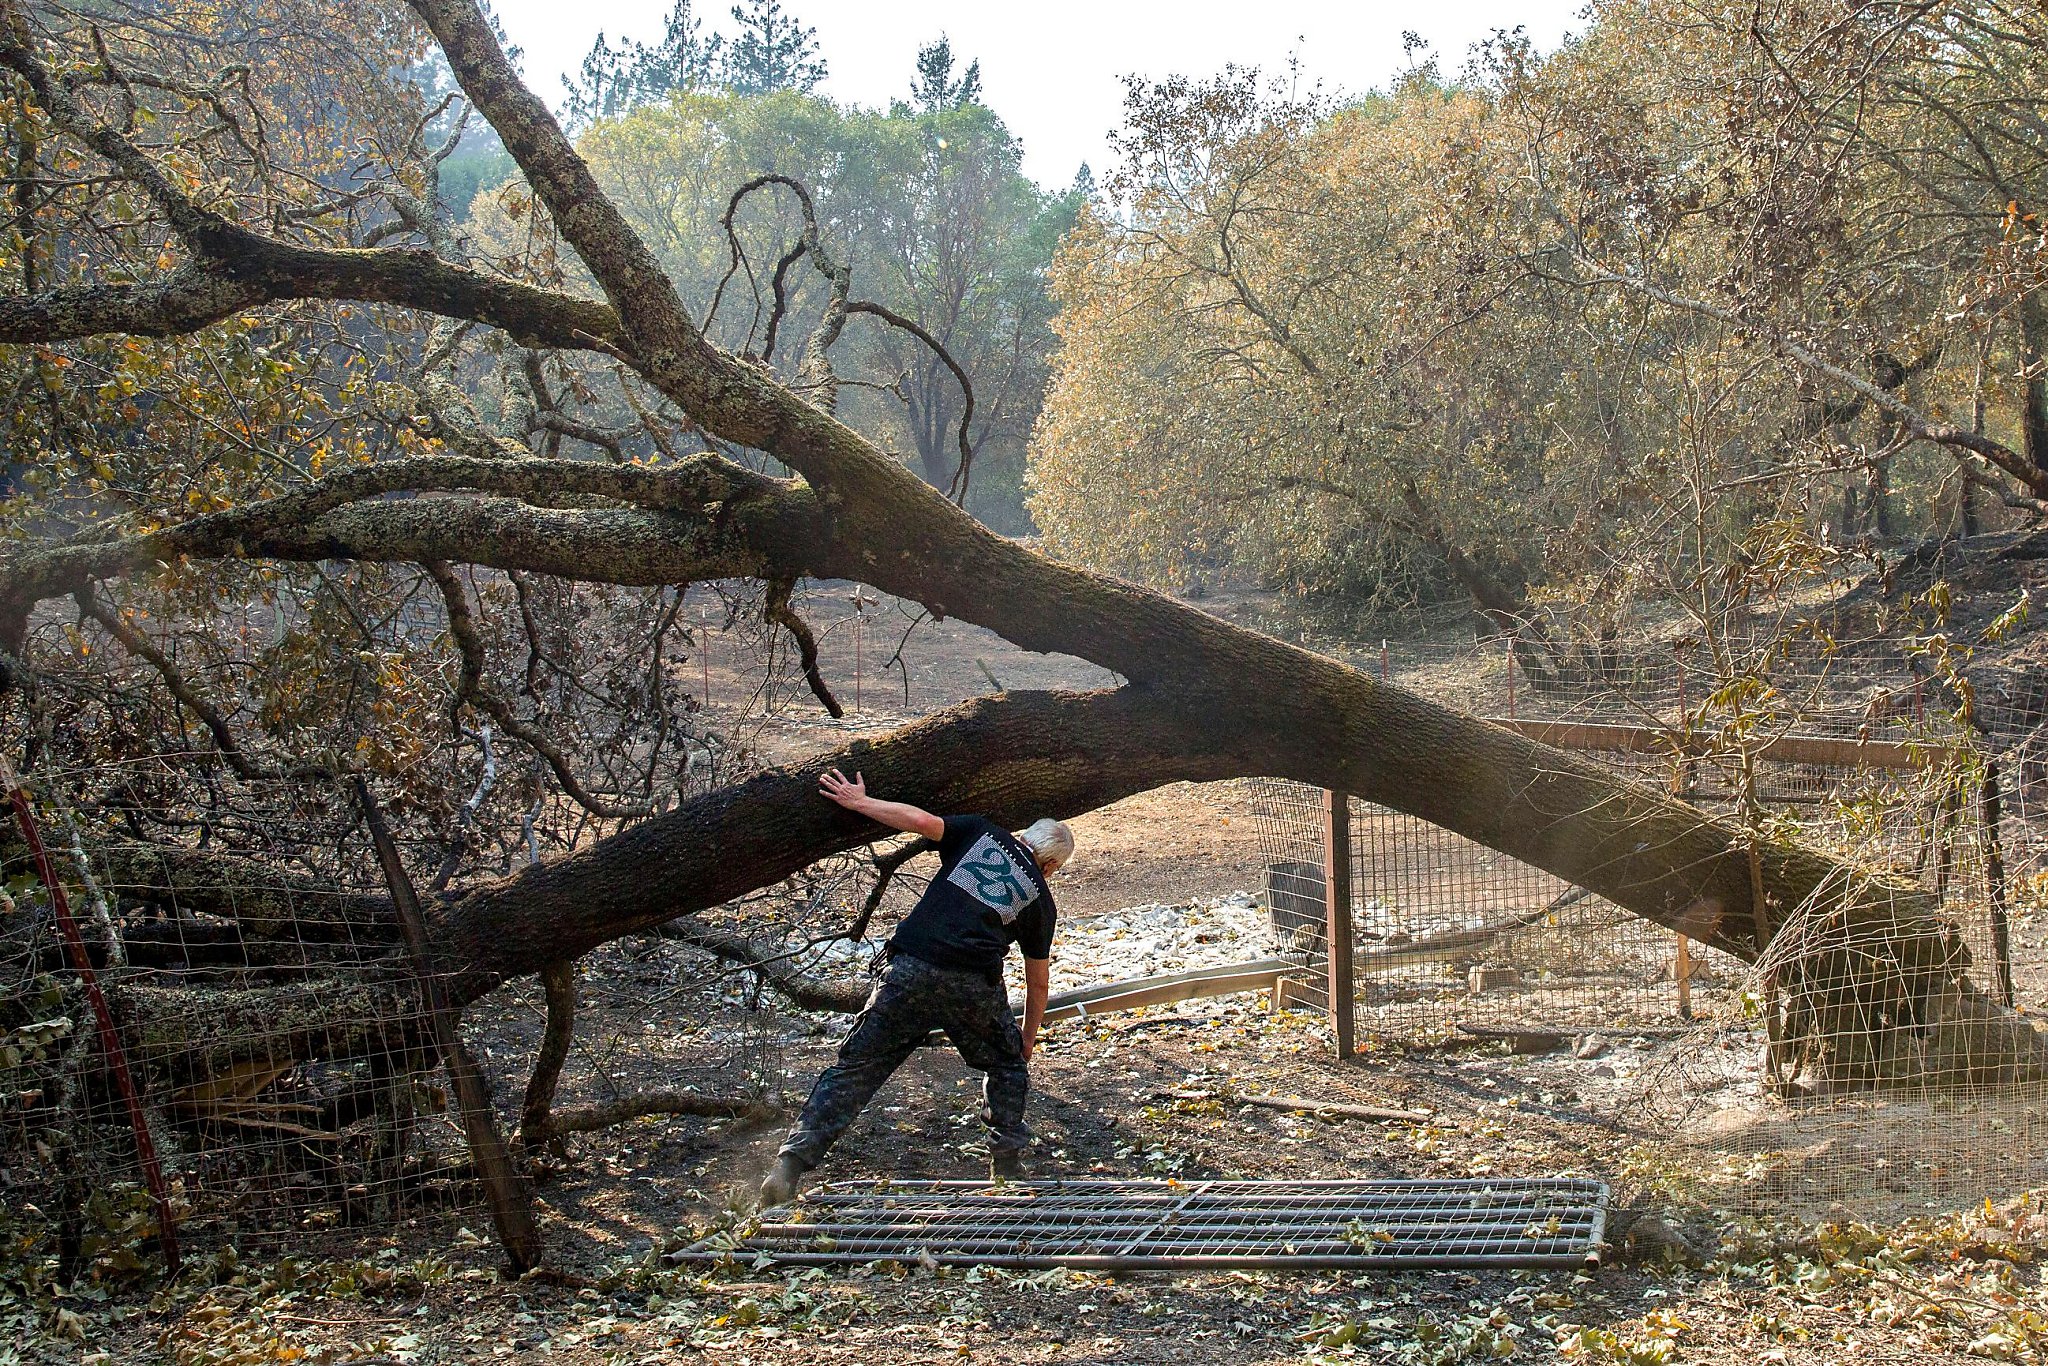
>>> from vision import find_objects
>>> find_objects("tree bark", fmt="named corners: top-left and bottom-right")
top-left (2022, 290), bottom-right (2048, 477)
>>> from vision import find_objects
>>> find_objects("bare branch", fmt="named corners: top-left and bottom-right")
top-left (846, 300), bottom-right (978, 501)
top-left (763, 577), bottom-right (843, 718)
top-left (532, 1091), bottom-right (774, 1138)
top-left (423, 559), bottom-right (652, 819)
top-left (848, 836), bottom-right (938, 942)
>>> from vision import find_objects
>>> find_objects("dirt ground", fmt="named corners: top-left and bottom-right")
top-left (35, 950), bottom-right (2046, 1365)
top-left (10, 585), bottom-right (2048, 1364)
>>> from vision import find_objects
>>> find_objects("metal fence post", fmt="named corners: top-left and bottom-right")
top-left (1984, 758), bottom-right (2014, 1007)
top-left (1324, 789), bottom-right (1356, 1060)
top-left (1674, 935), bottom-right (1693, 1020)
top-left (1505, 637), bottom-right (1517, 723)
top-left (3, 757), bottom-right (181, 1274)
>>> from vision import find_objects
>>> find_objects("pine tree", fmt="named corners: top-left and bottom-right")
top-left (562, 32), bottom-right (626, 128)
top-left (562, 1), bottom-right (723, 128)
top-left (721, 0), bottom-right (827, 96)
top-left (909, 36), bottom-right (981, 113)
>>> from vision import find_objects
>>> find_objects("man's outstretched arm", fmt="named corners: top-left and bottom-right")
top-left (818, 768), bottom-right (946, 841)
top-left (1021, 956), bottom-right (1050, 1062)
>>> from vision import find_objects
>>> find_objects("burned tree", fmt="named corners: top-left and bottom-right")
top-left (0, 0), bottom-right (2042, 1249)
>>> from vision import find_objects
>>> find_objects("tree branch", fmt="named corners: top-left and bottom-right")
top-left (1581, 260), bottom-right (2048, 504)
top-left (0, 8), bottom-right (622, 352)
top-left (0, 453), bottom-right (805, 624)
top-left (846, 300), bottom-right (977, 500)
top-left (763, 577), bottom-right (843, 717)
top-left (72, 585), bottom-right (315, 780)
top-left (423, 559), bottom-right (651, 820)
top-left (849, 836), bottom-right (937, 942)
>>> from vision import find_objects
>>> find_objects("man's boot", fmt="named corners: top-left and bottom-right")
top-left (759, 1153), bottom-right (805, 1208)
top-left (989, 1149), bottom-right (1026, 1183)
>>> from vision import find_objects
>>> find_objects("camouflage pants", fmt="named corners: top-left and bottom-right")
top-left (778, 951), bottom-right (1031, 1170)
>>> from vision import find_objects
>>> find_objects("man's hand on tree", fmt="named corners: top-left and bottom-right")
top-left (819, 768), bottom-right (868, 808)
top-left (821, 770), bottom-right (945, 841)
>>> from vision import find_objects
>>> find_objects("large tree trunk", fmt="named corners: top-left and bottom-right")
top-left (2022, 290), bottom-right (2048, 477)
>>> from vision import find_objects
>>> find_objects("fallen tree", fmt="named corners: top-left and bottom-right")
top-left (0, 0), bottom-right (2038, 1137)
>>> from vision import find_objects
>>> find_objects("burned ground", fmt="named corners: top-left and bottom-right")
top-left (10, 586), bottom-right (2048, 1364)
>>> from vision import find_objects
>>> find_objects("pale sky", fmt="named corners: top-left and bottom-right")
top-left (488, 0), bottom-right (1587, 187)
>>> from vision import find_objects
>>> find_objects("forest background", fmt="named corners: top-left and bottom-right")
top-left (436, 0), bottom-right (2048, 656)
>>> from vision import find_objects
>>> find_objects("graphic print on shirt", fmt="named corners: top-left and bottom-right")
top-left (945, 832), bottom-right (1041, 924)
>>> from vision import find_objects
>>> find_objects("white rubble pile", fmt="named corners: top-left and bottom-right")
top-left (714, 891), bottom-right (1274, 1018)
top-left (1026, 891), bottom-right (1270, 996)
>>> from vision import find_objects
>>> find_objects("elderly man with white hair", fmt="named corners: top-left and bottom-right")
top-left (759, 770), bottom-right (1075, 1207)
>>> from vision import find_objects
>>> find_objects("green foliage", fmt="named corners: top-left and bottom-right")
top-left (435, 146), bottom-right (514, 223)
top-left (722, 0), bottom-right (827, 97)
top-left (530, 85), bottom-right (1072, 530)
top-left (561, 0), bottom-right (726, 127)
top-left (907, 36), bottom-right (981, 115)
top-left (564, 0), bottom-right (828, 126)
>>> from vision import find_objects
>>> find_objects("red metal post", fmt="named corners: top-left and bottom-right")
top-left (2, 760), bottom-right (180, 1273)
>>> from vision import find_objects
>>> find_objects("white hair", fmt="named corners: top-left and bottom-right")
top-left (1016, 818), bottom-right (1075, 870)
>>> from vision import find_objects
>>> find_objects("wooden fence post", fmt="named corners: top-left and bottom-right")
top-left (1324, 789), bottom-right (1356, 1060)
top-left (353, 776), bottom-right (541, 1272)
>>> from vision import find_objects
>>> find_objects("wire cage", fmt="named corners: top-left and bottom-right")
top-left (1247, 635), bottom-right (2037, 1215)
top-left (0, 763), bottom-right (497, 1270)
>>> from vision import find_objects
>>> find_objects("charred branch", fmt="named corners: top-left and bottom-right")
top-left (533, 1091), bottom-right (774, 1138)
top-left (518, 959), bottom-right (576, 1152)
top-left (658, 920), bottom-right (871, 1013)
top-left (850, 836), bottom-right (938, 942)
top-left (425, 560), bottom-right (651, 819)
top-left (763, 578), bottom-right (843, 718)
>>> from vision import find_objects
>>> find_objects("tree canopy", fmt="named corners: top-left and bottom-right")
top-left (1029, 2), bottom-right (2048, 650)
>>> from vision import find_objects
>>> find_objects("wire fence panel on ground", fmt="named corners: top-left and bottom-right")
top-left (689, 1177), bottom-right (1610, 1270)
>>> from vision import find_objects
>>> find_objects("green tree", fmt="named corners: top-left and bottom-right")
top-left (544, 78), bottom-right (1069, 529)
top-left (560, 0), bottom-right (829, 124)
top-left (907, 35), bottom-right (980, 113)
top-left (561, 1), bottom-right (724, 128)
top-left (722, 0), bottom-right (827, 96)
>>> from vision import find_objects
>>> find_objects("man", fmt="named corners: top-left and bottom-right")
top-left (758, 768), bottom-right (1074, 1207)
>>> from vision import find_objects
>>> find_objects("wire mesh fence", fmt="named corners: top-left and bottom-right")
top-left (1248, 630), bottom-right (2039, 1214)
top-left (0, 755), bottom-right (800, 1272)
top-left (0, 762), bottom-right (511, 1263)
top-left (9, 593), bottom-right (2047, 1267)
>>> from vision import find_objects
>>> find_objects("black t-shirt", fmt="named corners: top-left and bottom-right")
top-left (886, 815), bottom-right (1057, 975)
